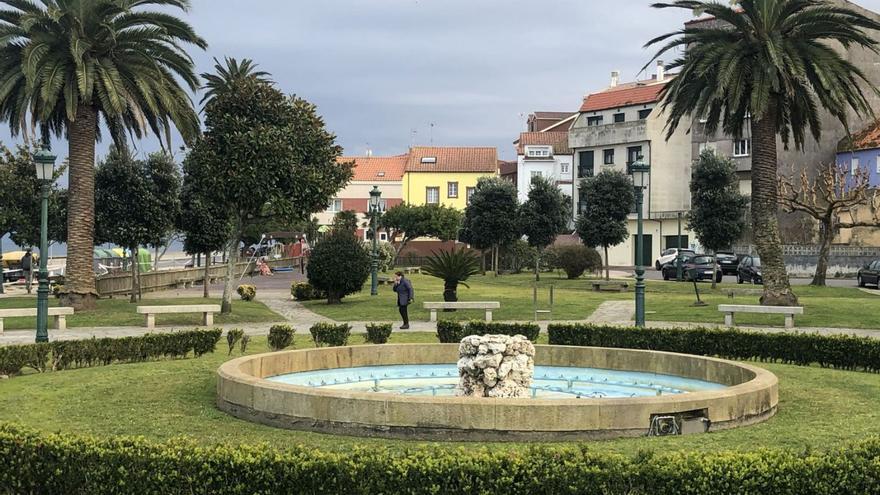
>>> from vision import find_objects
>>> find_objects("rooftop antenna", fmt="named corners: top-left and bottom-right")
top-left (365, 142), bottom-right (372, 158)
top-left (410, 128), bottom-right (418, 146)
top-left (429, 122), bottom-right (435, 145)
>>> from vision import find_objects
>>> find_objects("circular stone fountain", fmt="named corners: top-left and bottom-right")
top-left (217, 344), bottom-right (777, 441)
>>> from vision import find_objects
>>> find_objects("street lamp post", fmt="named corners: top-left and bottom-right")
top-left (628, 156), bottom-right (650, 328)
top-left (33, 147), bottom-right (56, 343)
top-left (368, 186), bottom-right (383, 296)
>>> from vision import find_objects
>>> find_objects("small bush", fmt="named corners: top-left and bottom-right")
top-left (307, 231), bottom-right (371, 303)
top-left (291, 282), bottom-right (326, 301)
top-left (240, 335), bottom-right (251, 354)
top-left (268, 325), bottom-right (295, 351)
top-left (364, 323), bottom-right (392, 344)
top-left (236, 284), bottom-right (256, 301)
top-left (226, 329), bottom-right (244, 355)
top-left (437, 321), bottom-right (540, 343)
top-left (309, 322), bottom-right (351, 347)
top-left (436, 320), bottom-right (468, 343)
top-left (555, 244), bottom-right (603, 279)
top-left (50, 284), bottom-right (63, 298)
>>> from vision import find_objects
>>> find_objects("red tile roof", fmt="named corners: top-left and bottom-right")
top-left (516, 131), bottom-right (571, 155)
top-left (532, 111), bottom-right (575, 120)
top-left (580, 80), bottom-right (669, 113)
top-left (838, 120), bottom-right (880, 152)
top-left (338, 154), bottom-right (407, 181)
top-left (498, 160), bottom-right (518, 176)
top-left (406, 146), bottom-right (498, 173)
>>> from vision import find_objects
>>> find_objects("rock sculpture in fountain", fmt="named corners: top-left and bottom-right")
top-left (456, 334), bottom-right (535, 398)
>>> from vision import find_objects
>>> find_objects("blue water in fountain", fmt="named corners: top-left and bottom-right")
top-left (267, 365), bottom-right (727, 399)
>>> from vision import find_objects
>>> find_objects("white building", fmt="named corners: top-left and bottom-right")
top-left (569, 64), bottom-right (694, 267)
top-left (514, 131), bottom-right (573, 203)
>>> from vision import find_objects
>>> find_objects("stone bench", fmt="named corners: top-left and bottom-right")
top-left (377, 276), bottom-right (391, 285)
top-left (718, 304), bottom-right (804, 329)
top-left (423, 301), bottom-right (500, 322)
top-left (591, 281), bottom-right (629, 292)
top-left (136, 304), bottom-right (221, 329)
top-left (0, 307), bottom-right (74, 334)
top-left (403, 266), bottom-right (421, 274)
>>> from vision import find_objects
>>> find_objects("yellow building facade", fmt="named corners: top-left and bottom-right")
top-left (401, 147), bottom-right (499, 209)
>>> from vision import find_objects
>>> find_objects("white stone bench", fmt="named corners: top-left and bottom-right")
top-left (424, 301), bottom-right (500, 322)
top-left (0, 307), bottom-right (74, 334)
top-left (136, 304), bottom-right (221, 329)
top-left (718, 304), bottom-right (804, 329)
top-left (591, 281), bottom-right (629, 292)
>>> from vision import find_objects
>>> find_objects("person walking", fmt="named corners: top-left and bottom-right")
top-left (392, 271), bottom-right (414, 330)
top-left (20, 249), bottom-right (33, 294)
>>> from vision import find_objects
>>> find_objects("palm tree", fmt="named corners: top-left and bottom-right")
top-left (0, 0), bottom-right (206, 309)
top-left (423, 248), bottom-right (481, 303)
top-left (645, 0), bottom-right (880, 306)
top-left (200, 57), bottom-right (271, 105)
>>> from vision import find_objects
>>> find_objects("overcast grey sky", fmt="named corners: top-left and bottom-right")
top-left (3, 0), bottom-right (880, 165)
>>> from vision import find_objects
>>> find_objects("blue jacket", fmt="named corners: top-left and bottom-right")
top-left (393, 277), bottom-right (414, 306)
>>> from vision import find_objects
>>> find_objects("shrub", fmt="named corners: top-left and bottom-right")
top-left (436, 320), bottom-right (468, 343)
top-left (437, 321), bottom-right (540, 343)
top-left (50, 283), bottom-right (64, 298)
top-left (240, 335), bottom-right (251, 354)
top-left (362, 241), bottom-right (395, 272)
top-left (309, 322), bottom-right (351, 347)
top-left (0, 329), bottom-right (222, 377)
top-left (226, 329), bottom-right (244, 355)
top-left (500, 240), bottom-right (538, 274)
top-left (307, 231), bottom-right (371, 303)
top-left (291, 282), bottom-right (326, 301)
top-left (3, 423), bottom-right (880, 494)
top-left (554, 244), bottom-right (602, 279)
top-left (236, 284), bottom-right (256, 301)
top-left (547, 324), bottom-right (880, 372)
top-left (268, 325), bottom-right (295, 351)
top-left (364, 323), bottom-right (392, 344)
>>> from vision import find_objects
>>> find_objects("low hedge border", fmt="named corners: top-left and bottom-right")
top-left (437, 321), bottom-right (540, 343)
top-left (0, 423), bottom-right (878, 494)
top-left (547, 324), bottom-right (880, 372)
top-left (0, 329), bottom-right (222, 376)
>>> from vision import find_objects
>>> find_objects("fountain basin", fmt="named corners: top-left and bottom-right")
top-left (217, 344), bottom-right (778, 441)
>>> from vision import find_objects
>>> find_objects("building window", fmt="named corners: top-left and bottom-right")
top-left (603, 149), bottom-right (615, 165)
top-left (627, 146), bottom-right (642, 166)
top-left (613, 113), bottom-right (625, 123)
top-left (379, 199), bottom-right (387, 211)
top-left (733, 139), bottom-right (751, 157)
top-left (466, 187), bottom-right (476, 204)
top-left (638, 109), bottom-right (652, 120)
top-left (876, 155), bottom-right (880, 174)
top-left (379, 232), bottom-right (388, 242)
top-left (426, 187), bottom-right (439, 204)
top-left (587, 116), bottom-right (603, 126)
top-left (561, 162), bottom-right (570, 174)
top-left (578, 151), bottom-right (594, 178)
top-left (447, 182), bottom-right (458, 198)
top-left (699, 142), bottom-right (716, 153)
top-left (526, 146), bottom-right (551, 158)
top-left (327, 198), bottom-right (343, 213)
top-left (852, 157), bottom-right (860, 174)
top-left (531, 170), bottom-right (543, 179)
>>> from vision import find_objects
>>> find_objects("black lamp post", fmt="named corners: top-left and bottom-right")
top-left (368, 186), bottom-right (383, 296)
top-left (628, 156), bottom-right (650, 328)
top-left (33, 146), bottom-right (56, 343)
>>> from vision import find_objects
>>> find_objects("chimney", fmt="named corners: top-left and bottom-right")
top-left (610, 70), bottom-right (620, 88)
top-left (656, 60), bottom-right (665, 82)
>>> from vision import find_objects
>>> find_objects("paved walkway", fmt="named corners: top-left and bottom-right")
top-left (585, 301), bottom-right (634, 325)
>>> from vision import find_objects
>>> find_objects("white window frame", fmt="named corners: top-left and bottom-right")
top-left (379, 232), bottom-right (388, 242)
top-left (526, 146), bottom-right (552, 158)
top-left (852, 157), bottom-right (860, 174)
top-left (876, 155), bottom-right (880, 174)
top-left (327, 198), bottom-right (343, 213)
top-left (426, 187), bottom-right (440, 205)
top-left (447, 181), bottom-right (458, 198)
top-left (560, 162), bottom-right (570, 174)
top-left (733, 139), bottom-right (751, 157)
top-left (531, 170), bottom-right (543, 179)
top-left (466, 187), bottom-right (476, 204)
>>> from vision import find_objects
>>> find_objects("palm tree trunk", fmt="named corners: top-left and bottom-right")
top-left (750, 104), bottom-right (798, 306)
top-left (62, 104), bottom-right (99, 310)
top-left (203, 252), bottom-right (211, 298)
top-left (811, 216), bottom-right (836, 286)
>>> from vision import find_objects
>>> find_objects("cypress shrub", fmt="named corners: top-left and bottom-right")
top-left (226, 329), bottom-right (245, 355)
top-left (364, 323), bottom-right (392, 344)
top-left (309, 322), bottom-right (351, 347)
top-left (268, 325), bottom-right (295, 351)
top-left (236, 284), bottom-right (257, 301)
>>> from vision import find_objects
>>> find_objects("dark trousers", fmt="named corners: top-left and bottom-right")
top-left (398, 304), bottom-right (409, 325)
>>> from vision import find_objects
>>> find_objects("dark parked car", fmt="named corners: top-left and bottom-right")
top-left (662, 254), bottom-right (722, 283)
top-left (737, 255), bottom-right (763, 284)
top-left (858, 260), bottom-right (880, 288)
top-left (715, 251), bottom-right (739, 275)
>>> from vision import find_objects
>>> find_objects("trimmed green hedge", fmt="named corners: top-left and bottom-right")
top-left (437, 321), bottom-right (540, 343)
top-left (268, 324), bottom-right (295, 351)
top-left (548, 324), bottom-right (880, 372)
top-left (1, 423), bottom-right (879, 494)
top-left (365, 323), bottom-right (392, 344)
top-left (0, 329), bottom-right (222, 376)
top-left (309, 322), bottom-right (351, 347)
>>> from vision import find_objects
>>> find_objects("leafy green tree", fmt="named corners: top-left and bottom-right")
top-left (180, 173), bottom-right (231, 299)
top-left (143, 153), bottom-right (182, 270)
top-left (460, 177), bottom-right (520, 275)
top-left (519, 176), bottom-right (571, 281)
top-left (576, 170), bottom-right (634, 280)
top-left (332, 210), bottom-right (360, 235)
top-left (422, 248), bottom-right (481, 302)
top-left (0, 0), bottom-right (206, 309)
top-left (555, 244), bottom-right (603, 280)
top-left (381, 204), bottom-right (463, 263)
top-left (188, 58), bottom-right (352, 313)
top-left (95, 147), bottom-right (178, 302)
top-left (307, 230), bottom-right (371, 304)
top-left (645, 0), bottom-right (880, 305)
top-left (689, 150), bottom-right (748, 289)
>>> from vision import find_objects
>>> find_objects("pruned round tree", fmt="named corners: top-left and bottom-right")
top-left (179, 175), bottom-right (232, 298)
top-left (576, 170), bottom-right (634, 280)
top-left (381, 203), bottom-right (462, 263)
top-left (460, 177), bottom-right (520, 275)
top-left (519, 175), bottom-right (571, 281)
top-left (307, 230), bottom-right (371, 304)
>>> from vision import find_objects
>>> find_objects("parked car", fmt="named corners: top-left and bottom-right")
top-left (654, 248), bottom-right (695, 271)
top-left (660, 252), bottom-right (694, 280)
top-left (857, 260), bottom-right (880, 288)
top-left (715, 251), bottom-right (739, 275)
top-left (662, 254), bottom-right (721, 283)
top-left (737, 255), bottom-right (763, 284)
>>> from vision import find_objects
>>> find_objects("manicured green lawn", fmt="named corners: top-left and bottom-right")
top-left (0, 297), bottom-right (283, 330)
top-left (1, 332), bottom-right (878, 456)
top-left (302, 272), bottom-right (880, 329)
